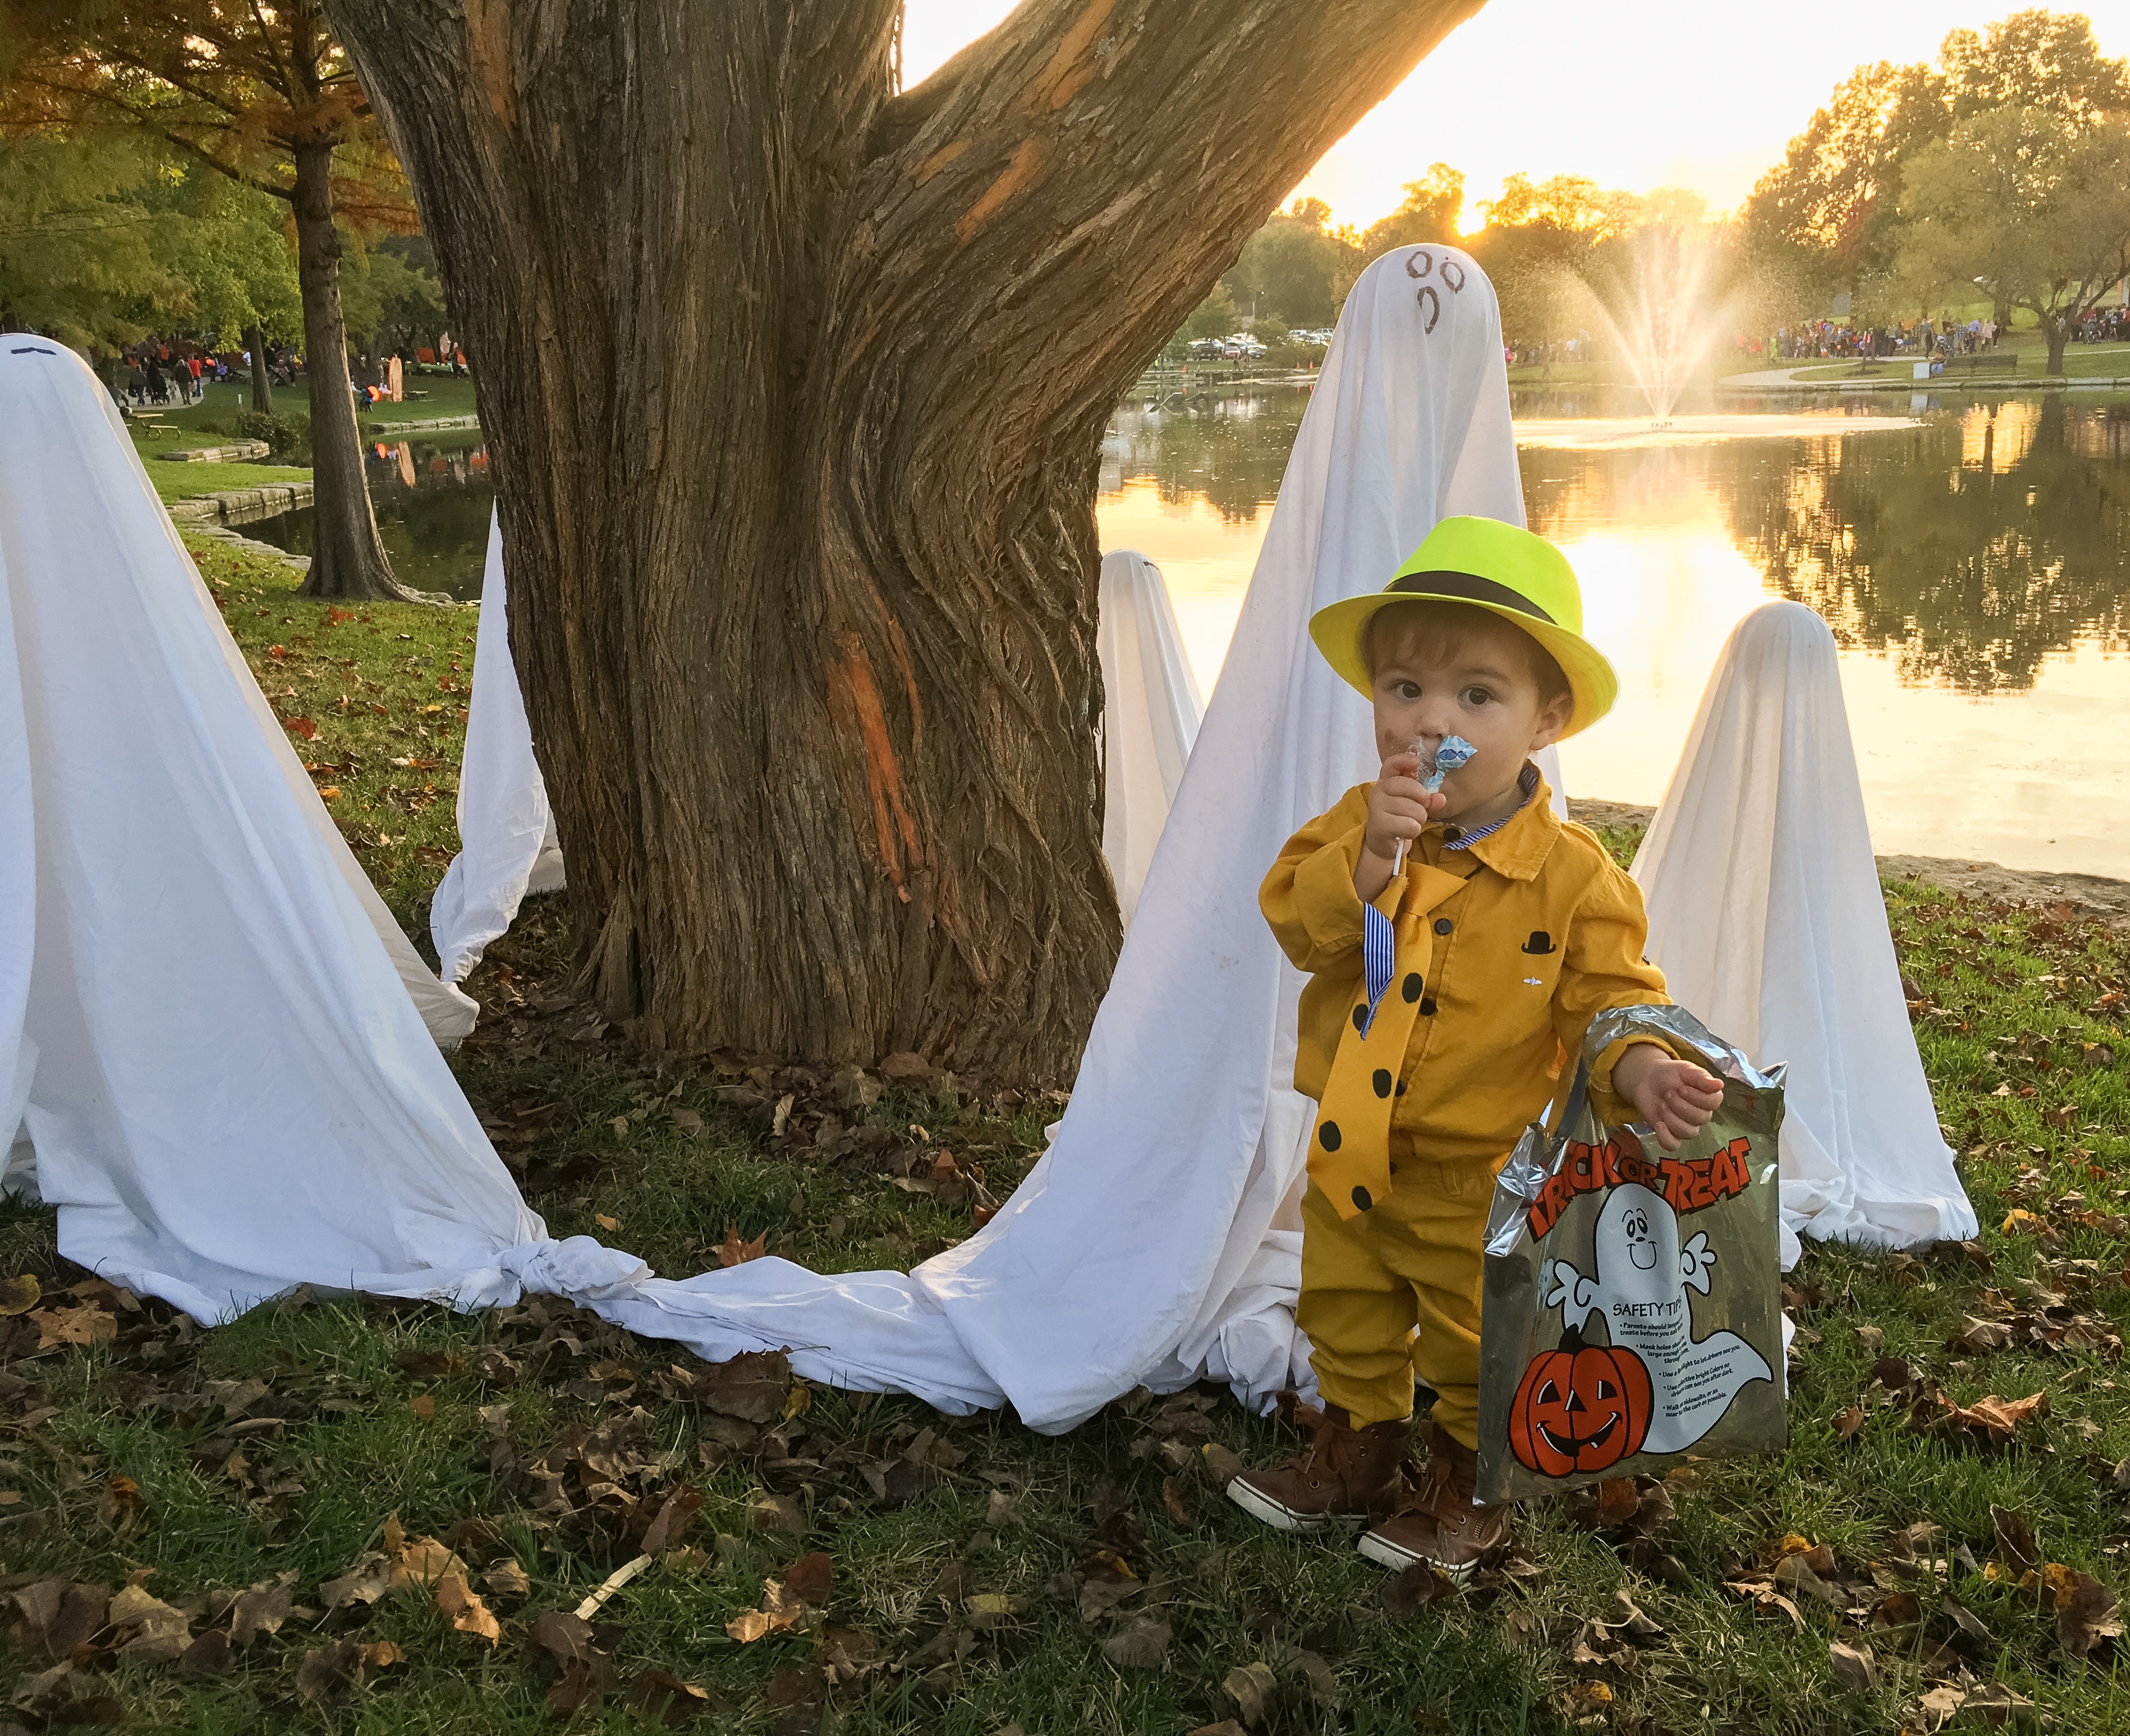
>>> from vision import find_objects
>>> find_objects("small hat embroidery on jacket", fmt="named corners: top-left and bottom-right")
top-left (1521, 931), bottom-right (1558, 955)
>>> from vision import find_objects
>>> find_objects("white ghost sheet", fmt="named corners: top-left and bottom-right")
top-left (1632, 602), bottom-right (1977, 1265)
top-left (1545, 1181), bottom-right (1774, 1455)
top-left (1095, 549), bottom-right (1202, 927)
top-left (429, 510), bottom-right (563, 988)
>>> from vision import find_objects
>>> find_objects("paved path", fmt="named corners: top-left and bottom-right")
top-left (1722, 358), bottom-right (2130, 392)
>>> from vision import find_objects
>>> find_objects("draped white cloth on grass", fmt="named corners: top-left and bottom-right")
top-left (1632, 600), bottom-right (1978, 1266)
top-left (0, 254), bottom-right (1573, 1429)
top-left (429, 512), bottom-right (563, 986)
top-left (1097, 549), bottom-right (1202, 927)
top-left (0, 342), bottom-right (624, 1322)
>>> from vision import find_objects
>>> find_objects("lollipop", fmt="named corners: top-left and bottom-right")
top-left (1392, 734), bottom-right (1477, 875)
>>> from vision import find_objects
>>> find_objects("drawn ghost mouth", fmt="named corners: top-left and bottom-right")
top-left (1536, 1413), bottom-right (1618, 1460)
top-left (1629, 1240), bottom-right (1657, 1270)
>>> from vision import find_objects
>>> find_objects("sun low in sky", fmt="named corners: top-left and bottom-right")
top-left (901, 0), bottom-right (2130, 226)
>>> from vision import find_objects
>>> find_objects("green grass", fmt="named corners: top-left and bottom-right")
top-left (4, 561), bottom-right (2130, 1733)
top-left (144, 459), bottom-right (317, 504)
top-left (359, 373), bottom-right (481, 429)
top-left (185, 537), bottom-right (475, 923)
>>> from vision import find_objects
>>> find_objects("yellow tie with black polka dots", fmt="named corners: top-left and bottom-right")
top-left (1308, 863), bottom-right (1467, 1221)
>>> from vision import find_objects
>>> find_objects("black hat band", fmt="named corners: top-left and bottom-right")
top-left (1387, 569), bottom-right (1556, 625)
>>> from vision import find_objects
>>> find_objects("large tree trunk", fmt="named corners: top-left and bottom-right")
top-left (290, 139), bottom-right (419, 603)
top-left (244, 323), bottom-right (274, 415)
top-left (329, 0), bottom-right (1481, 1082)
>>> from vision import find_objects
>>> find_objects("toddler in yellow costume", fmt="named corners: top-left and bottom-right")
top-left (1229, 516), bottom-right (1724, 1579)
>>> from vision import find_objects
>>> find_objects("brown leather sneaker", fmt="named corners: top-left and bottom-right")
top-left (1357, 1420), bottom-right (1513, 1580)
top-left (1225, 1404), bottom-right (1408, 1533)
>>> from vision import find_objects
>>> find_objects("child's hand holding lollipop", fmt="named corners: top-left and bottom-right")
top-left (1360, 735), bottom-right (1475, 892)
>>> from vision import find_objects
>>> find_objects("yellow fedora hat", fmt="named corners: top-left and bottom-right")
top-left (1307, 516), bottom-right (1617, 739)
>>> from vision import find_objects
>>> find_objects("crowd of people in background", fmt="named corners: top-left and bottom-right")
top-left (116, 338), bottom-right (299, 408)
top-left (109, 333), bottom-right (470, 414)
top-left (1754, 317), bottom-right (2000, 363)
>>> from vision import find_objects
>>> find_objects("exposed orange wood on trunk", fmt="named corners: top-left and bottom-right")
top-left (463, 0), bottom-right (516, 126)
top-left (956, 137), bottom-right (1045, 242)
top-left (914, 138), bottom-right (969, 184)
top-left (1025, 0), bottom-right (1115, 112)
top-left (828, 633), bottom-right (923, 885)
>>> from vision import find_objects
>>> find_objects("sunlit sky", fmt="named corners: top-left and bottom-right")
top-left (904, 0), bottom-right (2130, 226)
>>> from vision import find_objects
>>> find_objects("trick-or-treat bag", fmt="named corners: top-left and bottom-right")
top-left (1475, 1005), bottom-right (1788, 1503)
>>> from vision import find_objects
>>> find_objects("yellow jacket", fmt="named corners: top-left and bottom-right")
top-left (1260, 772), bottom-right (1670, 1167)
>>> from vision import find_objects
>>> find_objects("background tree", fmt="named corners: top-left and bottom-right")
top-left (1897, 105), bottom-right (2130, 373)
top-left (0, 129), bottom-right (185, 348)
top-left (1222, 198), bottom-right (1353, 328)
top-left (2, 0), bottom-right (424, 600)
top-left (323, 0), bottom-right (1485, 1082)
top-left (1742, 9), bottom-right (2129, 321)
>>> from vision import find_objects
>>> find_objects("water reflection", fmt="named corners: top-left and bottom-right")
top-left (1096, 388), bottom-right (2130, 877)
top-left (242, 436), bottom-right (495, 600)
top-left (1707, 400), bottom-right (2130, 693)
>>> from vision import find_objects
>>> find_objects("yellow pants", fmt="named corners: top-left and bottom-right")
top-left (1297, 1153), bottom-right (1504, 1450)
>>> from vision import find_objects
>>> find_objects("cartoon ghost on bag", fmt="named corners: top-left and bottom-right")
top-left (1512, 1180), bottom-right (1774, 1475)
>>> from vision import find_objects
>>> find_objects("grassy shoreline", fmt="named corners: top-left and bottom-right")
top-left (3, 547), bottom-right (2128, 1733)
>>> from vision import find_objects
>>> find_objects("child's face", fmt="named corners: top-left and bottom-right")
top-left (1368, 609), bottom-right (1573, 816)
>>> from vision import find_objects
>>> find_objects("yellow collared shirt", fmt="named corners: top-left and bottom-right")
top-left (1260, 770), bottom-right (1670, 1168)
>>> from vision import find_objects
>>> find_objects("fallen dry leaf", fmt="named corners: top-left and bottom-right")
top-left (726, 1578), bottom-right (811, 1642)
top-left (33, 1301), bottom-right (116, 1350)
top-left (1992, 1505), bottom-right (2040, 1576)
top-left (746, 1490), bottom-right (806, 1535)
top-left (1828, 1639), bottom-right (1875, 1692)
top-left (484, 1559), bottom-right (532, 1600)
top-left (108, 1583), bottom-right (191, 1664)
top-left (623, 1668), bottom-right (712, 1728)
top-left (1202, 1442), bottom-right (1246, 1483)
top-left (641, 1486), bottom-right (703, 1556)
top-left (2047, 1561), bottom-right (2125, 1657)
top-left (0, 1274), bottom-right (39, 1315)
top-left (1102, 1614), bottom-right (1172, 1669)
top-left (595, 1213), bottom-right (621, 1231)
top-left (1224, 1660), bottom-right (1278, 1727)
top-left (320, 1552), bottom-right (394, 1611)
top-left (390, 1534), bottom-right (470, 1590)
top-left (1384, 1563), bottom-right (1458, 1619)
top-left (409, 1393), bottom-right (436, 1420)
top-left (227, 1572), bottom-right (296, 1647)
top-left (97, 1474), bottom-right (143, 1534)
top-left (294, 1638), bottom-right (402, 1703)
top-left (1830, 1405), bottom-right (1865, 1442)
top-left (435, 1574), bottom-right (501, 1645)
top-left (784, 1551), bottom-right (833, 1607)
top-left (717, 1224), bottom-right (768, 1268)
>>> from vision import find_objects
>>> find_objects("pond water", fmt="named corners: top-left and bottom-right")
top-left (241, 394), bottom-right (2130, 879)
top-left (1098, 386), bottom-right (2130, 880)
top-left (241, 437), bottom-right (494, 600)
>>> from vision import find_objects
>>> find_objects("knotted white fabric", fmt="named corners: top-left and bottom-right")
top-left (429, 512), bottom-right (563, 986)
top-left (1632, 601), bottom-right (1978, 1265)
top-left (0, 343), bottom-right (612, 1320)
top-left (1097, 549), bottom-right (1202, 926)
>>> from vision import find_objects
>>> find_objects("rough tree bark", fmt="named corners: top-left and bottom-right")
top-left (244, 323), bottom-right (274, 416)
top-left (291, 141), bottom-right (418, 602)
top-left (326, 0), bottom-right (1482, 1082)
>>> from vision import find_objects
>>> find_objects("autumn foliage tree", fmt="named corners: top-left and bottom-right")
top-left (320, 0), bottom-right (1485, 1083)
top-left (1, 0), bottom-right (423, 600)
top-left (1743, 8), bottom-right (2130, 313)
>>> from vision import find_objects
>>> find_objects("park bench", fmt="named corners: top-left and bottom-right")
top-left (1941, 353), bottom-right (2019, 376)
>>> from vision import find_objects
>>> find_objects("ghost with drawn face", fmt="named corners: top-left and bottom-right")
top-left (1542, 1183), bottom-right (1771, 1456)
